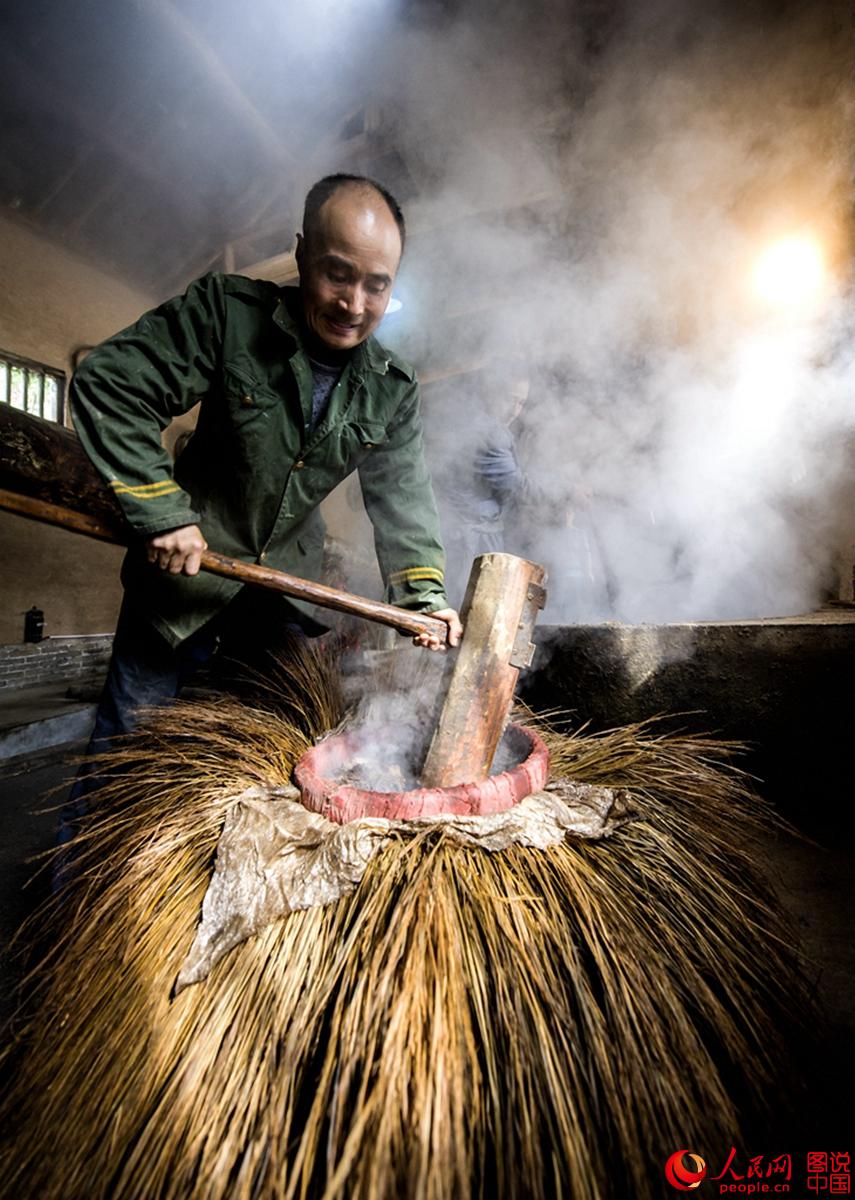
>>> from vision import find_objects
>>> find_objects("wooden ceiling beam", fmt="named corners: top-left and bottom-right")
top-left (239, 248), bottom-right (299, 285)
top-left (216, 101), bottom-right (387, 277)
top-left (32, 143), bottom-right (98, 217)
top-left (0, 41), bottom-right (204, 223)
top-left (146, 0), bottom-right (298, 170)
top-left (405, 188), bottom-right (560, 241)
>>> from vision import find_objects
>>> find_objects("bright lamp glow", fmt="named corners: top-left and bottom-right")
top-left (751, 235), bottom-right (827, 315)
top-left (385, 296), bottom-right (403, 315)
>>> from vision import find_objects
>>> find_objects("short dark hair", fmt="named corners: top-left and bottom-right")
top-left (302, 174), bottom-right (406, 253)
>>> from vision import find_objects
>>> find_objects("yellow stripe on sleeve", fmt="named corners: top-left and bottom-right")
top-left (109, 479), bottom-right (182, 499)
top-left (388, 567), bottom-right (445, 586)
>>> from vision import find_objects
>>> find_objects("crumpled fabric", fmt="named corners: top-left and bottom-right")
top-left (175, 778), bottom-right (635, 992)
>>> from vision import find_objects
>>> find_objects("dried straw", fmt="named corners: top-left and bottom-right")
top-left (0, 642), bottom-right (808, 1200)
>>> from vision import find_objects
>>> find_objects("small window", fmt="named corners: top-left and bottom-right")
top-left (0, 349), bottom-right (66, 424)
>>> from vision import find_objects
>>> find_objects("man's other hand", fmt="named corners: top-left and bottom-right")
top-left (146, 524), bottom-right (207, 576)
top-left (413, 608), bottom-right (463, 652)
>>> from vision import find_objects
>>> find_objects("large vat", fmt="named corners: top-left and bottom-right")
top-left (523, 609), bottom-right (855, 831)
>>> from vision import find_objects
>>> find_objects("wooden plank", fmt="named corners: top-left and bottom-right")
top-left (0, 488), bottom-right (449, 644)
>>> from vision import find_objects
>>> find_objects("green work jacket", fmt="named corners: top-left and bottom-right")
top-left (70, 274), bottom-right (448, 646)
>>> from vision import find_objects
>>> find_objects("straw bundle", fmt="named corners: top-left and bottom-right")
top-left (0, 642), bottom-right (807, 1200)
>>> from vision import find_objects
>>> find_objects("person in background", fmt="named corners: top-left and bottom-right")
top-left (437, 361), bottom-right (535, 606)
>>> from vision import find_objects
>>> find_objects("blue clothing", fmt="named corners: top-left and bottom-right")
top-left (307, 356), bottom-right (343, 432)
top-left (438, 416), bottom-right (530, 604)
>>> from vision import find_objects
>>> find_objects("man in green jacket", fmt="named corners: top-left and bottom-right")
top-left (66, 174), bottom-right (461, 807)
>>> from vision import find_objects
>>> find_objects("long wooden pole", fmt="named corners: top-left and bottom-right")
top-left (0, 496), bottom-right (448, 645)
top-left (0, 405), bottom-right (448, 641)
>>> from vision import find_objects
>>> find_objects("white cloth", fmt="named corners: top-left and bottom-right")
top-left (175, 777), bottom-right (635, 992)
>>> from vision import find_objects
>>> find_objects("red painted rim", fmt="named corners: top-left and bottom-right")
top-left (294, 723), bottom-right (550, 824)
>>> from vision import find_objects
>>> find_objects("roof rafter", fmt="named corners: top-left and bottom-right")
top-left (145, 0), bottom-right (298, 171)
top-left (0, 40), bottom-right (206, 225)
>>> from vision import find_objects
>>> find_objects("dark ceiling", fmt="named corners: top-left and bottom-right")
top-left (0, 0), bottom-right (643, 294)
top-left (1, 0), bottom-right (849, 299)
top-left (0, 0), bottom-right (440, 292)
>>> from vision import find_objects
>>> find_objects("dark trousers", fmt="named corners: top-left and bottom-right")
top-left (58, 589), bottom-right (317, 860)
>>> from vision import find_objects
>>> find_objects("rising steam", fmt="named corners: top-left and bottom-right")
top-left (349, 0), bottom-right (855, 623)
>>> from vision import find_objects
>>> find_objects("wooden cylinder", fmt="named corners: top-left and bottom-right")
top-left (420, 553), bottom-right (547, 787)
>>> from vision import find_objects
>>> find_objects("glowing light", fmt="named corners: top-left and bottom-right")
top-left (385, 296), bottom-right (403, 315)
top-left (750, 235), bottom-right (827, 315)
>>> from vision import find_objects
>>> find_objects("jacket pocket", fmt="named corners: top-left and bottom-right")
top-left (338, 420), bottom-right (388, 468)
top-left (222, 363), bottom-right (280, 422)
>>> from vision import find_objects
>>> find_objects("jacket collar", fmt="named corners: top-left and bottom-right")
top-left (273, 286), bottom-right (414, 382)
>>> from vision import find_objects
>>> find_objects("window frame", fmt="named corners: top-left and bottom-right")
top-left (0, 348), bottom-right (66, 425)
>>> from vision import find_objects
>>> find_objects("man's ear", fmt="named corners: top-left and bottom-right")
top-left (295, 233), bottom-right (305, 275)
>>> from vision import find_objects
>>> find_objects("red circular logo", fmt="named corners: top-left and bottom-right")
top-left (665, 1150), bottom-right (707, 1190)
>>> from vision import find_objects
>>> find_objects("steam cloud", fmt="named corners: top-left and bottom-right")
top-left (345, 0), bottom-right (855, 624)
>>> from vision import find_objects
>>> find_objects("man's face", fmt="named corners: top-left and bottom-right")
top-left (297, 187), bottom-right (402, 353)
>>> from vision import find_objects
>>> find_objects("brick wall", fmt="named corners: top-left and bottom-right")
top-left (0, 636), bottom-right (113, 691)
